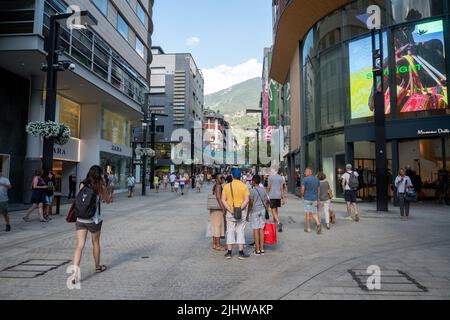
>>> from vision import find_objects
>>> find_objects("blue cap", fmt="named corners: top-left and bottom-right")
top-left (231, 168), bottom-right (241, 179)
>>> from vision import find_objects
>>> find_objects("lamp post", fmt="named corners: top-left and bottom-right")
top-left (141, 95), bottom-right (149, 196)
top-left (370, 16), bottom-right (388, 212)
top-left (41, 10), bottom-right (97, 175)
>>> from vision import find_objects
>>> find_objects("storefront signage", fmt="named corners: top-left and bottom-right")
top-left (52, 138), bottom-right (80, 162)
top-left (111, 145), bottom-right (122, 153)
top-left (99, 140), bottom-right (132, 158)
top-left (417, 129), bottom-right (450, 136)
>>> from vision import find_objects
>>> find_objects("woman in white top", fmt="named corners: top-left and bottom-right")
top-left (395, 168), bottom-right (413, 220)
top-left (71, 165), bottom-right (111, 284)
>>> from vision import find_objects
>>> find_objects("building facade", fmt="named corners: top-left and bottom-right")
top-left (271, 0), bottom-right (450, 200)
top-left (0, 0), bottom-right (153, 203)
top-left (143, 46), bottom-right (205, 174)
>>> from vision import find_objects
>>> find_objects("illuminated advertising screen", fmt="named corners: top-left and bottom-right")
top-left (349, 33), bottom-right (389, 119)
top-left (394, 20), bottom-right (447, 113)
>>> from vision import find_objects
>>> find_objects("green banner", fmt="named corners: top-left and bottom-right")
top-left (268, 79), bottom-right (279, 126)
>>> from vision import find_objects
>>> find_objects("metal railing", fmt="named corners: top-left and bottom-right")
top-left (43, 0), bottom-right (147, 104)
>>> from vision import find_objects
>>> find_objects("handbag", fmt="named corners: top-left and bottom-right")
top-left (207, 194), bottom-right (222, 210)
top-left (66, 202), bottom-right (77, 223)
top-left (255, 188), bottom-right (270, 220)
top-left (230, 182), bottom-right (242, 220)
top-left (264, 223), bottom-right (277, 245)
top-left (405, 187), bottom-right (418, 202)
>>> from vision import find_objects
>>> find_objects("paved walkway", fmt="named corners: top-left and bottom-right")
top-left (0, 185), bottom-right (449, 300)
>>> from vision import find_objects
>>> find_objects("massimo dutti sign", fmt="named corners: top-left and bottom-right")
top-left (417, 129), bottom-right (450, 136)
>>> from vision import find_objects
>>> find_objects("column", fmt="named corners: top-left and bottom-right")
top-left (23, 76), bottom-right (45, 203)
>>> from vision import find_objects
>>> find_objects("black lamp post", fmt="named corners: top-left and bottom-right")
top-left (41, 10), bottom-right (97, 175)
top-left (371, 28), bottom-right (388, 212)
top-left (141, 96), bottom-right (149, 196)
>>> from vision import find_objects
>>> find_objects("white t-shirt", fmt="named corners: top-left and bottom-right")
top-left (169, 174), bottom-right (176, 183)
top-left (342, 171), bottom-right (359, 191)
top-left (395, 175), bottom-right (412, 193)
top-left (0, 177), bottom-right (11, 202)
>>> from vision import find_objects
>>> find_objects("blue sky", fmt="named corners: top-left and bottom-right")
top-left (152, 0), bottom-right (273, 94)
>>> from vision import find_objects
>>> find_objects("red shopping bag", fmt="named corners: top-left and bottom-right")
top-left (264, 222), bottom-right (277, 245)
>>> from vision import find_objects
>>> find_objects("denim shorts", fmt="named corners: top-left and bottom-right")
top-left (304, 200), bottom-right (318, 213)
top-left (45, 195), bottom-right (54, 205)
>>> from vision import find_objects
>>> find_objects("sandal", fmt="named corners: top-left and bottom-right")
top-left (304, 228), bottom-right (311, 233)
top-left (317, 225), bottom-right (322, 235)
top-left (95, 265), bottom-right (108, 273)
top-left (22, 216), bottom-right (30, 222)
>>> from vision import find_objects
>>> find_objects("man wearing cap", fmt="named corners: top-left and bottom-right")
top-left (221, 169), bottom-right (250, 260)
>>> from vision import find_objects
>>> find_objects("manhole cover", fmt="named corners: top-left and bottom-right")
top-left (348, 269), bottom-right (428, 293)
top-left (0, 259), bottom-right (71, 279)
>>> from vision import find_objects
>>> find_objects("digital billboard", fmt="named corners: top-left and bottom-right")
top-left (349, 33), bottom-right (389, 119)
top-left (394, 20), bottom-right (447, 113)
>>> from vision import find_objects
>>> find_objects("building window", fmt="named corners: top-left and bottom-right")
top-left (136, 2), bottom-right (146, 24)
top-left (156, 125), bottom-right (165, 133)
top-left (135, 37), bottom-right (145, 59)
top-left (390, 0), bottom-right (444, 24)
top-left (59, 96), bottom-right (80, 139)
top-left (91, 0), bottom-right (108, 16)
top-left (102, 108), bottom-right (130, 146)
top-left (117, 14), bottom-right (129, 40)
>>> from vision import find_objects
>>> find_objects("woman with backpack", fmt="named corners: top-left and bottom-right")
top-left (23, 170), bottom-right (48, 223)
top-left (70, 165), bottom-right (110, 284)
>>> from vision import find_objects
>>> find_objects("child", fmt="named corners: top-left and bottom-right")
top-left (247, 175), bottom-right (268, 256)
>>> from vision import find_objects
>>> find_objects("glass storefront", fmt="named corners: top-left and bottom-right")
top-left (299, 0), bottom-right (450, 202)
top-left (58, 95), bottom-right (80, 138)
top-left (101, 108), bottom-right (131, 147)
top-left (100, 152), bottom-right (131, 189)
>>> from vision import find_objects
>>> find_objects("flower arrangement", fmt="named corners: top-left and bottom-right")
top-left (26, 121), bottom-right (72, 146)
top-left (135, 146), bottom-right (155, 157)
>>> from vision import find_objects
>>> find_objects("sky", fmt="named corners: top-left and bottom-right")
top-left (152, 0), bottom-right (273, 95)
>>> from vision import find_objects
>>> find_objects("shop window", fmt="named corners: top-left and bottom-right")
top-left (59, 96), bottom-right (80, 139)
top-left (102, 108), bottom-right (131, 146)
top-left (390, 0), bottom-right (444, 24)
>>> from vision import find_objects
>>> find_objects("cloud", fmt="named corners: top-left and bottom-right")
top-left (186, 36), bottom-right (200, 46)
top-left (202, 59), bottom-right (262, 95)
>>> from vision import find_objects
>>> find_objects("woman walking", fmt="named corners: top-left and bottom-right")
top-left (23, 170), bottom-right (47, 222)
top-left (44, 171), bottom-right (56, 219)
top-left (162, 173), bottom-right (169, 192)
top-left (318, 172), bottom-right (333, 230)
top-left (71, 165), bottom-right (110, 284)
top-left (127, 173), bottom-right (136, 198)
top-left (395, 168), bottom-right (413, 220)
top-left (248, 175), bottom-right (268, 256)
top-left (210, 173), bottom-right (226, 251)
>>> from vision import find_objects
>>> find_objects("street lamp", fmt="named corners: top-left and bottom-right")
top-left (41, 10), bottom-right (97, 175)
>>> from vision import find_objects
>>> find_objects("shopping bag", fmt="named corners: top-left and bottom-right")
top-left (264, 222), bottom-right (277, 245)
top-left (66, 202), bottom-right (77, 223)
top-left (205, 221), bottom-right (212, 238)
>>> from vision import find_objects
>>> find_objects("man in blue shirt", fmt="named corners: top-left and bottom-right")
top-left (301, 167), bottom-right (321, 234)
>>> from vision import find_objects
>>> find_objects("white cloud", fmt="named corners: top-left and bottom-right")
top-left (202, 59), bottom-right (262, 95)
top-left (186, 36), bottom-right (200, 46)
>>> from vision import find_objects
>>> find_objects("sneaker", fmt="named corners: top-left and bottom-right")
top-left (278, 223), bottom-right (283, 233)
top-left (260, 250), bottom-right (265, 256)
top-left (238, 251), bottom-right (250, 260)
top-left (22, 216), bottom-right (29, 222)
top-left (5, 225), bottom-right (11, 232)
top-left (224, 252), bottom-right (232, 260)
top-left (326, 224), bottom-right (330, 230)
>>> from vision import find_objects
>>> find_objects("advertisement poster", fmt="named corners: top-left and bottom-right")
top-left (349, 33), bottom-right (389, 119)
top-left (394, 20), bottom-right (447, 113)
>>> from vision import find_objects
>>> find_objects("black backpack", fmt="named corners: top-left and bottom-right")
top-left (74, 186), bottom-right (98, 219)
top-left (348, 172), bottom-right (360, 191)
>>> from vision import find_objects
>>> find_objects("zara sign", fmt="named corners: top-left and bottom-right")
top-left (52, 138), bottom-right (80, 162)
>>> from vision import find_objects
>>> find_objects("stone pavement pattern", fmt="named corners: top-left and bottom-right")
top-left (0, 186), bottom-right (449, 300)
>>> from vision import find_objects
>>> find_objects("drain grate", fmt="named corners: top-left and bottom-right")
top-left (0, 259), bottom-right (71, 279)
top-left (348, 269), bottom-right (428, 293)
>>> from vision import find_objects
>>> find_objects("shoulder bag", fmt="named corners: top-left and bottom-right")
top-left (230, 182), bottom-right (242, 220)
top-left (255, 187), bottom-right (270, 220)
top-left (207, 185), bottom-right (222, 210)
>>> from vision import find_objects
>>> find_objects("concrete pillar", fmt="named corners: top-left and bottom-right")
top-left (23, 76), bottom-right (45, 203)
top-left (79, 104), bottom-right (101, 183)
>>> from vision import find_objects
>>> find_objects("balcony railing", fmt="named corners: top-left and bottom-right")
top-left (43, 0), bottom-right (147, 105)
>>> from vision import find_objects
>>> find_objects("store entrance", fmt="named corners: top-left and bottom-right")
top-left (0, 154), bottom-right (10, 178)
top-left (398, 137), bottom-right (449, 202)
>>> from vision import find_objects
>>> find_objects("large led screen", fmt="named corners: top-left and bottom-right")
top-left (349, 33), bottom-right (390, 119)
top-left (394, 20), bottom-right (447, 113)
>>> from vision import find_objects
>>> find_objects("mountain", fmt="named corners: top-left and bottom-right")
top-left (205, 77), bottom-right (262, 134)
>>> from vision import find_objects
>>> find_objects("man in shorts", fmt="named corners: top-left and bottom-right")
top-left (341, 164), bottom-right (360, 222)
top-left (268, 169), bottom-right (286, 232)
top-left (0, 170), bottom-right (11, 232)
top-left (169, 172), bottom-right (176, 192)
top-left (301, 167), bottom-right (321, 234)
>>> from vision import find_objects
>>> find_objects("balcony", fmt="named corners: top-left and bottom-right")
top-left (43, 0), bottom-right (147, 105)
